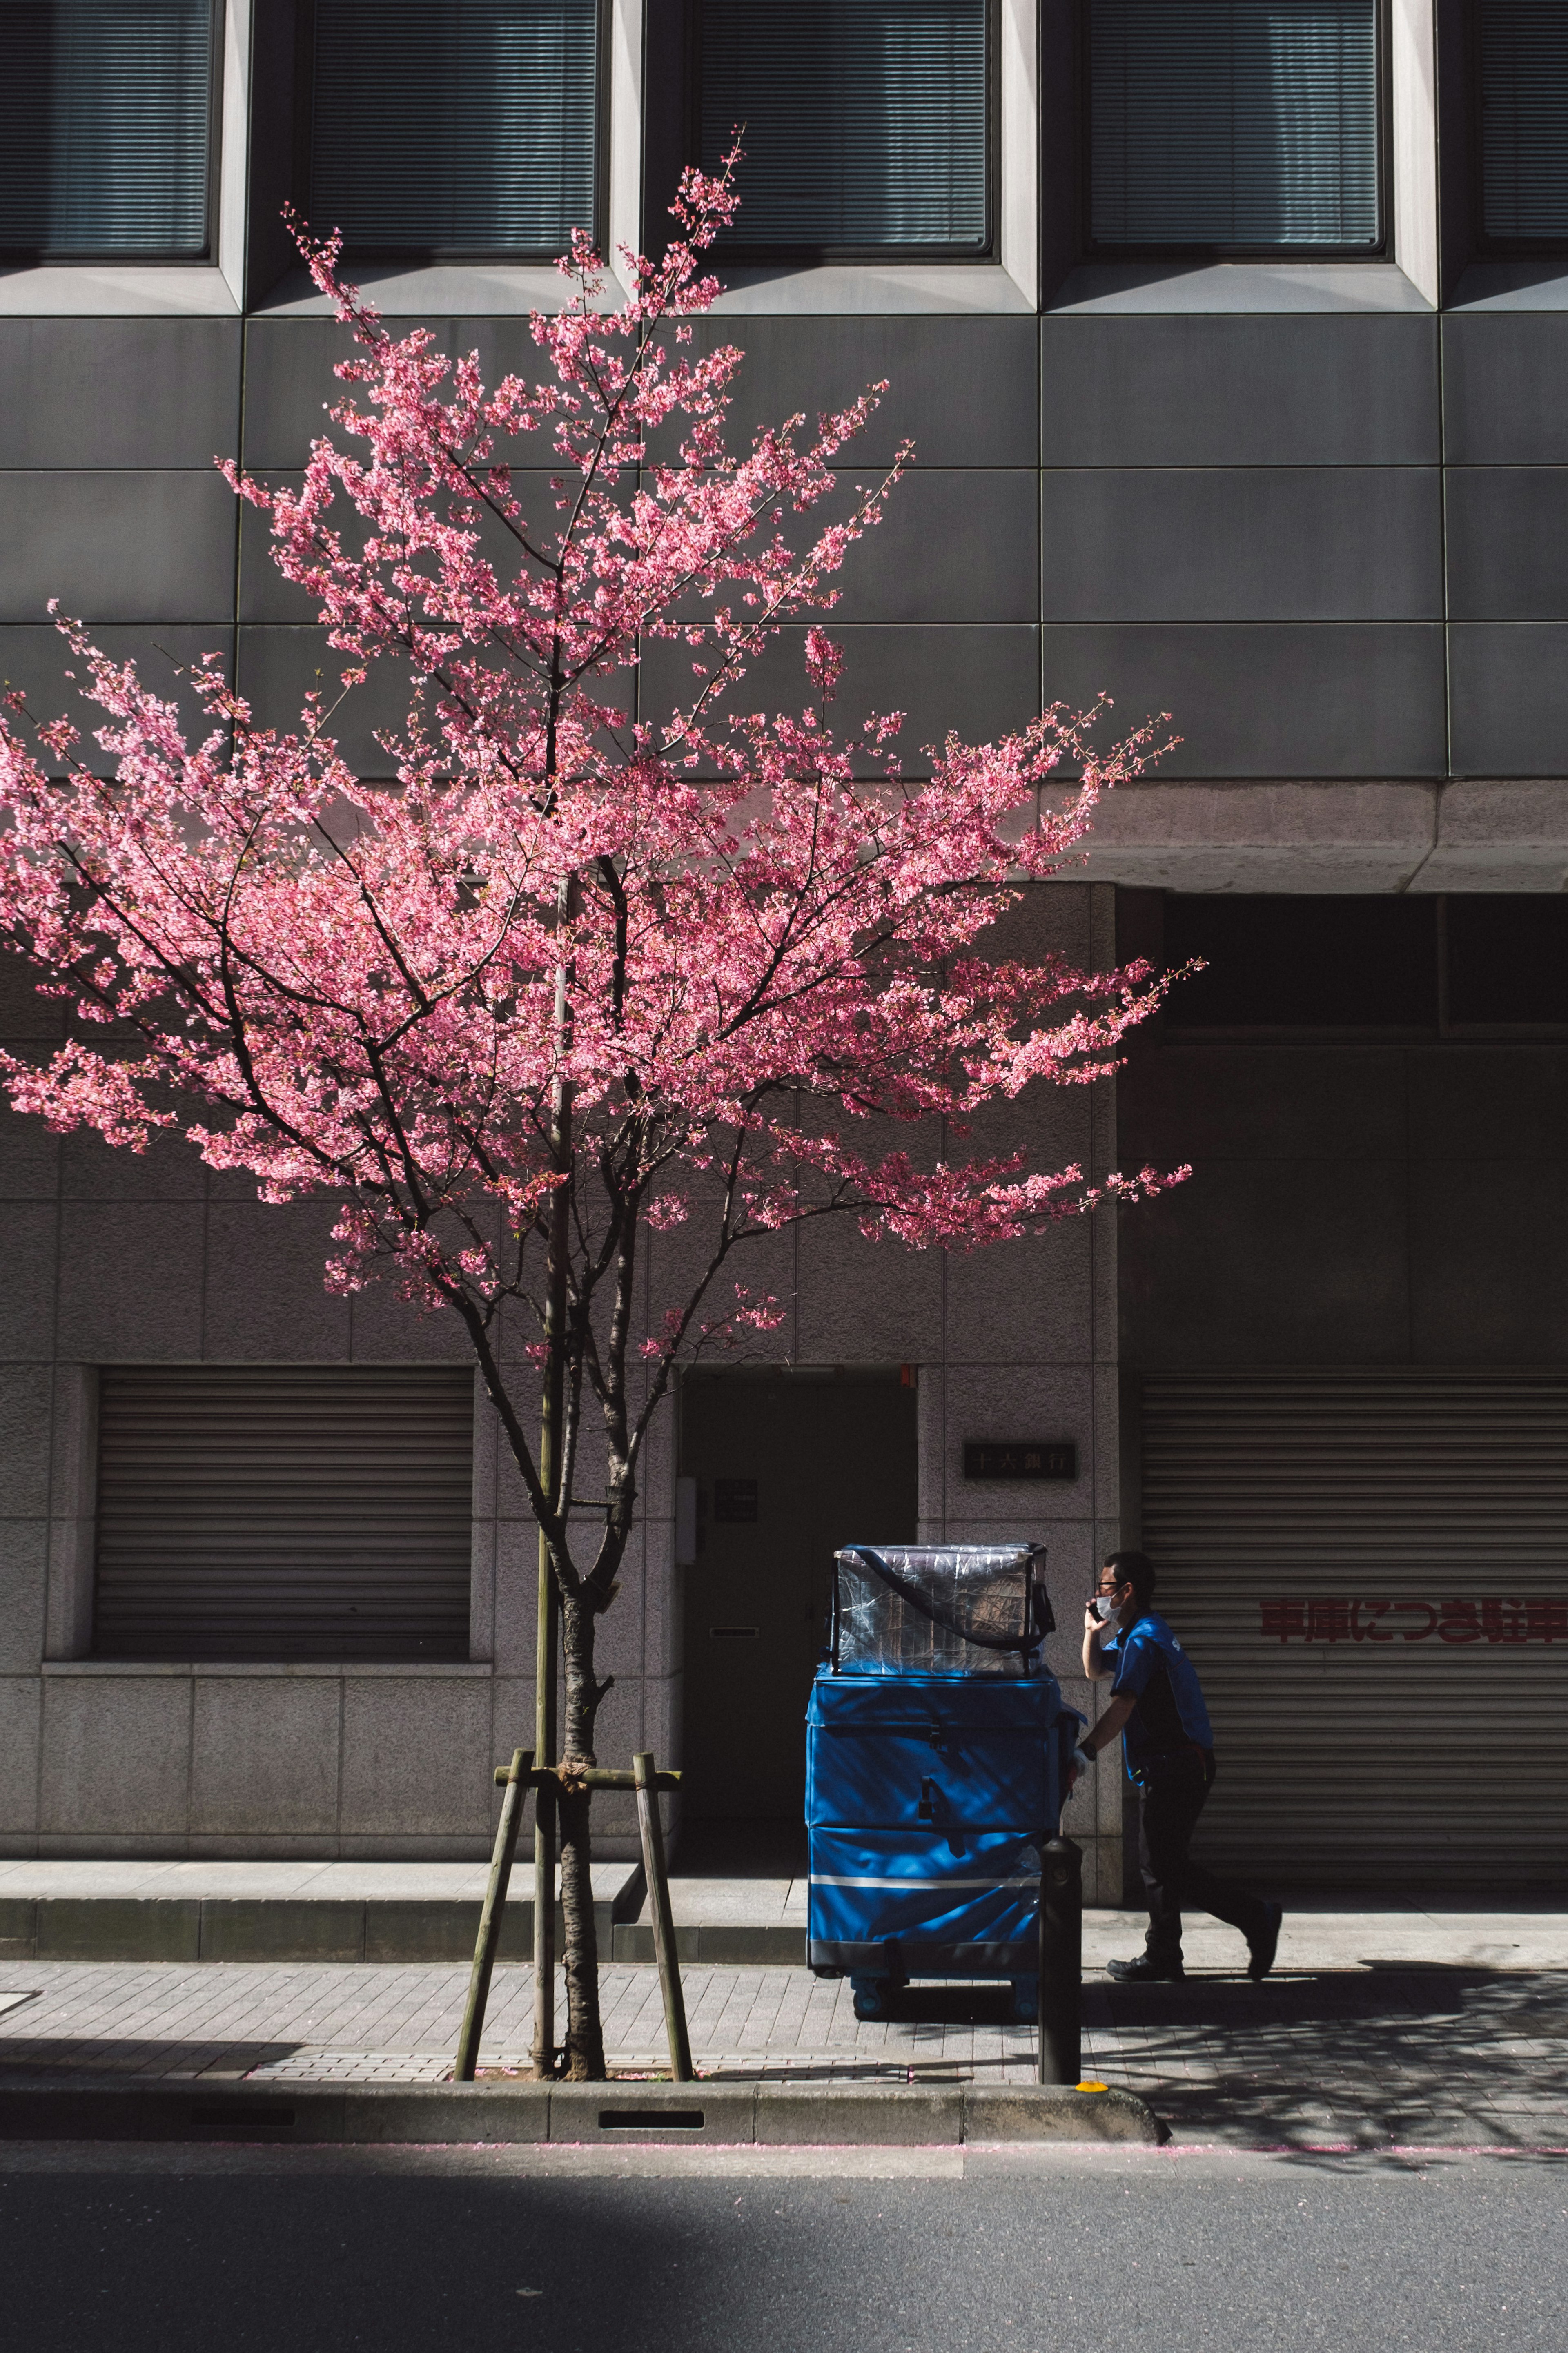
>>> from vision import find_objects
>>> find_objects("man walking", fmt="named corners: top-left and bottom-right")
top-left (1071, 1549), bottom-right (1281, 1985)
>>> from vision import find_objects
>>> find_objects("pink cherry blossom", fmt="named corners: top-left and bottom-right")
top-left (0, 153), bottom-right (1187, 2075)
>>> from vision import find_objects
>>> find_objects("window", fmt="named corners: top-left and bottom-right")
top-left (1157, 895), bottom-right (1568, 1033)
top-left (1477, 0), bottom-right (1568, 246)
top-left (694, 0), bottom-right (991, 256)
top-left (1162, 896), bottom-right (1436, 1027)
top-left (1446, 896), bottom-right (1568, 1028)
top-left (1087, 0), bottom-right (1382, 254)
top-left (307, 0), bottom-right (599, 258)
top-left (0, 0), bottom-right (216, 258)
top-left (94, 1366), bottom-right (474, 1661)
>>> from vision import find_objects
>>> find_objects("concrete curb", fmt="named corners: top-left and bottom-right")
top-left (0, 2078), bottom-right (1167, 2148)
top-left (0, 1889), bottom-right (641, 1966)
top-left (611, 1923), bottom-right (804, 1965)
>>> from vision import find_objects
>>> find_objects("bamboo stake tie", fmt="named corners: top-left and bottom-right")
top-left (493, 1764), bottom-right (682, 1791)
top-left (633, 1749), bottom-right (693, 2083)
top-left (454, 1747), bottom-right (534, 2083)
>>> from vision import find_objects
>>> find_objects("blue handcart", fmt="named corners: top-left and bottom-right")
top-left (806, 1543), bottom-right (1081, 2023)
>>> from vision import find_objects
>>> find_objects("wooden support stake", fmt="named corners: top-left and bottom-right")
top-left (633, 1749), bottom-right (693, 2083)
top-left (454, 1747), bottom-right (534, 2083)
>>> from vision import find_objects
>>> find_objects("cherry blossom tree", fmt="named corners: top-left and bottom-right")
top-left (0, 160), bottom-right (1185, 2077)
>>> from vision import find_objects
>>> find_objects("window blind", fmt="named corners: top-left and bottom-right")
top-left (310, 0), bottom-right (597, 257)
top-left (1090, 0), bottom-right (1381, 251)
top-left (1479, 0), bottom-right (1568, 243)
top-left (0, 0), bottom-right (212, 256)
top-left (697, 0), bottom-right (989, 252)
top-left (94, 1366), bottom-right (475, 1662)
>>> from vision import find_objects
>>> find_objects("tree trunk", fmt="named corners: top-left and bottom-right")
top-left (557, 1588), bottom-right (606, 2079)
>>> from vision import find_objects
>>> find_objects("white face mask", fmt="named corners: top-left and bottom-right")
top-left (1092, 1594), bottom-right (1120, 1622)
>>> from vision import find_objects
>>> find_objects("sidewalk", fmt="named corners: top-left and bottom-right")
top-left (0, 1905), bottom-right (1564, 2148)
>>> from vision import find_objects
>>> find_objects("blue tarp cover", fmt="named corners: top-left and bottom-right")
top-left (808, 1825), bottom-right (1046, 1968)
top-left (806, 1668), bottom-right (1080, 1975)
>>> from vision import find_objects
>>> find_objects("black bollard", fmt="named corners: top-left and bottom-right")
top-left (1037, 1835), bottom-right (1082, 2086)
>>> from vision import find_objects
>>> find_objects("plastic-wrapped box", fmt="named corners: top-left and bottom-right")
top-left (831, 1543), bottom-right (1051, 1677)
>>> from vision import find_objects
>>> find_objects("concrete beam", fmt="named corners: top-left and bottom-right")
top-left (1078, 779), bottom-right (1568, 892)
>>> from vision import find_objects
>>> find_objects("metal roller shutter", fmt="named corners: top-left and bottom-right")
top-left (94, 1367), bottom-right (474, 1662)
top-left (1140, 1374), bottom-right (1568, 1889)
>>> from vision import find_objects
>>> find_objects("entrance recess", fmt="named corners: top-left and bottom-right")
top-left (679, 1368), bottom-right (918, 1823)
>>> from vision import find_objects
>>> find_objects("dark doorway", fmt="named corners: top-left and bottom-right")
top-left (678, 1368), bottom-right (918, 1824)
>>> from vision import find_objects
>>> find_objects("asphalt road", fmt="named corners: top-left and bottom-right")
top-left (0, 2144), bottom-right (1561, 2352)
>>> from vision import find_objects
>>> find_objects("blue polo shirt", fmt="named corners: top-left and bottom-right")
top-left (1100, 1611), bottom-right (1214, 1774)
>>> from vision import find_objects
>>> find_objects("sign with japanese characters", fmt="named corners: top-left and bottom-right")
top-left (713, 1478), bottom-right (759, 1524)
top-left (963, 1440), bottom-right (1077, 1481)
top-left (1260, 1597), bottom-right (1568, 1645)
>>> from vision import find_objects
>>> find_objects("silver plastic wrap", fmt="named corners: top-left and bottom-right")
top-left (832, 1543), bottom-right (1049, 1676)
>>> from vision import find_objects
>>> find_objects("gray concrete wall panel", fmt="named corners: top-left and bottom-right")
top-left (0, 628), bottom-right (235, 774)
top-left (1448, 624), bottom-right (1568, 775)
top-left (0, 1101), bottom-right (60, 1201)
top-left (1443, 315), bottom-right (1568, 465)
top-left (1040, 624), bottom-right (1447, 776)
top-left (681, 316), bottom-right (1041, 468)
top-left (0, 475), bottom-right (237, 625)
top-left (944, 1217), bottom-right (1093, 1365)
top-left (1041, 469), bottom-right (1441, 622)
top-left (234, 627), bottom-right (427, 774)
top-left (640, 624), bottom-right (1043, 770)
top-left (188, 1679), bottom-right (343, 1838)
top-left (1122, 1041), bottom-right (1568, 1375)
top-left (241, 462), bottom-right (1039, 628)
top-left (1041, 317), bottom-right (1439, 467)
top-left (240, 318), bottom-right (452, 469)
top-left (1408, 1048), bottom-right (1568, 1164)
top-left (0, 1205), bottom-right (58, 1360)
top-left (40, 1674), bottom-right (193, 1839)
top-left (0, 1678), bottom-right (40, 1836)
top-left (338, 1678), bottom-right (493, 1840)
top-left (53, 1203), bottom-right (205, 1361)
top-left (1446, 470), bottom-right (1568, 620)
top-left (1408, 1160), bottom-right (1568, 1364)
top-left (439, 316), bottom-right (1038, 468)
top-left (0, 1525), bottom-right (48, 1670)
top-left (347, 1280), bottom-right (477, 1364)
top-left (0, 952), bottom-right (66, 1041)
top-left (1120, 1156), bottom-right (1412, 1365)
top-left (237, 481), bottom-right (308, 625)
top-left (794, 1219), bottom-right (944, 1362)
top-left (61, 1125), bottom-right (207, 1205)
top-left (241, 466), bottom-right (634, 624)
top-left (201, 1202), bottom-right (352, 1362)
top-left (1120, 1044), bottom-right (1410, 1165)
top-left (826, 470), bottom-right (1039, 623)
top-left (0, 321), bottom-right (241, 468)
top-left (0, 1367), bottom-right (54, 1519)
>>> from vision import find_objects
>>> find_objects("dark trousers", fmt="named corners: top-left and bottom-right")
top-left (1136, 1751), bottom-right (1270, 1963)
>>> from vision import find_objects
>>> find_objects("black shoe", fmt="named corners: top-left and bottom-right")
top-left (1247, 1902), bottom-right (1283, 1983)
top-left (1106, 1955), bottom-right (1185, 1984)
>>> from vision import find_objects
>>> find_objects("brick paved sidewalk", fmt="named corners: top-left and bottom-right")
top-left (0, 1955), bottom-right (1565, 2147)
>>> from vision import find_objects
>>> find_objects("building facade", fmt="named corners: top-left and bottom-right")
top-left (1, 0), bottom-right (1566, 1893)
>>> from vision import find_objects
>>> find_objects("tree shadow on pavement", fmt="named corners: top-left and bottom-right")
top-left (1084, 1963), bottom-right (1568, 2153)
top-left (0, 2039), bottom-right (305, 2083)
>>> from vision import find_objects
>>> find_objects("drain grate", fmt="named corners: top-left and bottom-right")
top-left (596, 2107), bottom-right (705, 2131)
